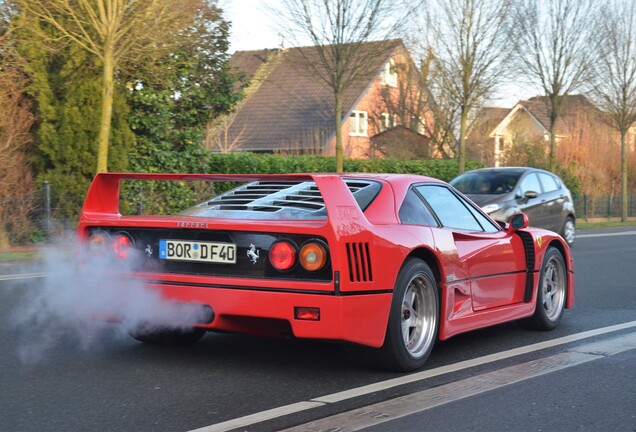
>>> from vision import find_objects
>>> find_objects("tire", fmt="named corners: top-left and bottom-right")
top-left (527, 247), bottom-right (567, 331)
top-left (560, 216), bottom-right (576, 247)
top-left (130, 325), bottom-right (206, 346)
top-left (354, 258), bottom-right (439, 372)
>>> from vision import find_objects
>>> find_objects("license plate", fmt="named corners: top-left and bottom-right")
top-left (159, 240), bottom-right (237, 264)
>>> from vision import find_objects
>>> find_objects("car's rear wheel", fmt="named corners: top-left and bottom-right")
top-left (560, 216), bottom-right (576, 246)
top-left (527, 247), bottom-right (567, 330)
top-left (346, 259), bottom-right (439, 371)
top-left (130, 326), bottom-right (206, 346)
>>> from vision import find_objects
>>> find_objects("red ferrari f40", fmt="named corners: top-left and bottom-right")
top-left (78, 173), bottom-right (575, 371)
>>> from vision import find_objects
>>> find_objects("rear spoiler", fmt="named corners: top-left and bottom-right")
top-left (80, 173), bottom-right (371, 230)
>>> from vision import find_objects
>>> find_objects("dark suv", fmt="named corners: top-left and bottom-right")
top-left (450, 167), bottom-right (576, 246)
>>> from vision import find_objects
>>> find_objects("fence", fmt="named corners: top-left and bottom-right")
top-left (574, 195), bottom-right (636, 220)
top-left (30, 191), bottom-right (636, 228)
top-left (35, 191), bottom-right (636, 228)
top-left (2, 184), bottom-right (635, 245)
top-left (1, 182), bottom-right (85, 243)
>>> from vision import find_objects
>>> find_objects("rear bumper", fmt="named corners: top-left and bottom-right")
top-left (146, 280), bottom-right (393, 348)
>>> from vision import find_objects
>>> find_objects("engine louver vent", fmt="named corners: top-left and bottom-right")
top-left (346, 242), bottom-right (373, 282)
top-left (204, 180), bottom-right (376, 213)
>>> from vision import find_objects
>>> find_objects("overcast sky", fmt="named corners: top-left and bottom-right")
top-left (222, 0), bottom-right (283, 52)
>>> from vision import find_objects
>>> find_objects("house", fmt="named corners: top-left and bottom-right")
top-left (370, 125), bottom-right (432, 159)
top-left (474, 95), bottom-right (606, 166)
top-left (208, 40), bottom-right (431, 159)
top-left (466, 107), bottom-right (511, 166)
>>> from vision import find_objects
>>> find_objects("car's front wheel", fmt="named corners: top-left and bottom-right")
top-left (527, 247), bottom-right (567, 330)
top-left (129, 326), bottom-right (206, 346)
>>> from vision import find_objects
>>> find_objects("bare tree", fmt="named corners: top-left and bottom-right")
top-left (509, 0), bottom-right (599, 172)
top-left (369, 47), bottom-right (457, 159)
top-left (206, 112), bottom-right (247, 154)
top-left (590, 0), bottom-right (636, 221)
top-left (419, 48), bottom-right (460, 159)
top-left (16, 0), bottom-right (200, 173)
top-left (0, 52), bottom-right (35, 246)
top-left (420, 0), bottom-right (511, 173)
top-left (271, 0), bottom-right (421, 173)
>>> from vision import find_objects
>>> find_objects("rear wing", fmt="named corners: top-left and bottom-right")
top-left (80, 173), bottom-right (372, 230)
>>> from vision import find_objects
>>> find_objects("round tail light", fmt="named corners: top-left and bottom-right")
top-left (300, 242), bottom-right (328, 271)
top-left (87, 232), bottom-right (110, 255)
top-left (112, 233), bottom-right (133, 260)
top-left (269, 241), bottom-right (296, 271)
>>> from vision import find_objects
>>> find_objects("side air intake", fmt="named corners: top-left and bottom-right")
top-left (346, 242), bottom-right (373, 282)
top-left (516, 231), bottom-right (536, 303)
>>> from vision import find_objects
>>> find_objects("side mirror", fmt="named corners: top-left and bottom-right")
top-left (508, 213), bottom-right (529, 231)
top-left (524, 190), bottom-right (539, 201)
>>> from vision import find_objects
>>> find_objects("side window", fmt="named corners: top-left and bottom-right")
top-left (416, 185), bottom-right (488, 231)
top-left (538, 173), bottom-right (560, 193)
top-left (518, 173), bottom-right (542, 196)
top-left (399, 188), bottom-right (438, 226)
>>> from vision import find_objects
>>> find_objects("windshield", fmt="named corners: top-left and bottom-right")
top-left (451, 171), bottom-right (522, 195)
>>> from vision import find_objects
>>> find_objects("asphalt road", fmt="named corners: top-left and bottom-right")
top-left (0, 228), bottom-right (635, 432)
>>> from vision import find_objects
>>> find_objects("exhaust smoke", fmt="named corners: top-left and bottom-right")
top-left (8, 234), bottom-right (211, 364)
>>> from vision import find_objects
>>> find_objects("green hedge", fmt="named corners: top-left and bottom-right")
top-left (118, 154), bottom-right (483, 215)
top-left (207, 153), bottom-right (484, 182)
top-left (205, 153), bottom-right (484, 196)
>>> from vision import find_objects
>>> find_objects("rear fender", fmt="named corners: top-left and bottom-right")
top-left (312, 177), bottom-right (391, 293)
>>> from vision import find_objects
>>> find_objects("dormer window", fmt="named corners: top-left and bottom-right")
top-left (380, 58), bottom-right (398, 87)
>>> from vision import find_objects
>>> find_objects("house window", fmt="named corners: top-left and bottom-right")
top-left (411, 115), bottom-right (425, 134)
top-left (380, 58), bottom-right (398, 87)
top-left (380, 113), bottom-right (396, 132)
top-left (350, 110), bottom-right (368, 136)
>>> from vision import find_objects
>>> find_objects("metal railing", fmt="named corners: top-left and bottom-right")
top-left (28, 192), bottom-right (636, 226)
top-left (574, 195), bottom-right (636, 220)
top-left (2, 186), bottom-right (635, 246)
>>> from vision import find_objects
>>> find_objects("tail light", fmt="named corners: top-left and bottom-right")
top-left (112, 233), bottom-right (133, 260)
top-left (299, 241), bottom-right (328, 271)
top-left (87, 232), bottom-right (110, 255)
top-left (87, 231), bottom-right (134, 260)
top-left (269, 240), bottom-right (297, 271)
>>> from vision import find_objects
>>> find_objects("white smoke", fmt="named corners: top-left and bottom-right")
top-left (9, 233), bottom-right (211, 364)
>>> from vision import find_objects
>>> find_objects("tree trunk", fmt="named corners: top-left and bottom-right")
top-left (621, 130), bottom-right (628, 222)
top-left (0, 227), bottom-right (9, 249)
top-left (96, 47), bottom-right (114, 173)
top-left (335, 91), bottom-right (344, 174)
top-left (458, 106), bottom-right (468, 174)
top-left (549, 117), bottom-right (557, 172)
